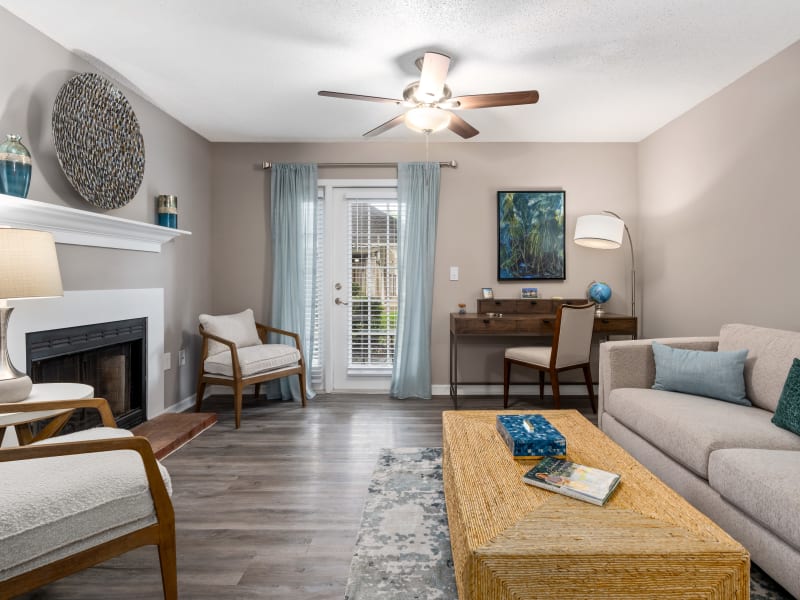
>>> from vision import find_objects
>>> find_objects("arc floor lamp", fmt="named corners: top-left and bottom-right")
top-left (573, 211), bottom-right (637, 326)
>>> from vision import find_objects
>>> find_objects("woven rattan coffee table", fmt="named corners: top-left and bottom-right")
top-left (442, 410), bottom-right (749, 599)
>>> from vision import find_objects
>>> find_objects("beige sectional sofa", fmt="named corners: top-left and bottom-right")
top-left (599, 324), bottom-right (800, 597)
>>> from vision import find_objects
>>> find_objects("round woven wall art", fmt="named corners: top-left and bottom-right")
top-left (52, 73), bottom-right (145, 209)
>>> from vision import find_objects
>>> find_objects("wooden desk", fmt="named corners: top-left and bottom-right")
top-left (450, 302), bottom-right (637, 402)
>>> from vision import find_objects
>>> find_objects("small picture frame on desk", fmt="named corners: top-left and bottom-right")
top-left (521, 287), bottom-right (538, 299)
top-left (481, 287), bottom-right (494, 299)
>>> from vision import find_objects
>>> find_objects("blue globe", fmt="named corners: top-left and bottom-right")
top-left (587, 281), bottom-right (612, 304)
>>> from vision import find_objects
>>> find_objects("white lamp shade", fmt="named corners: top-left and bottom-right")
top-left (0, 228), bottom-right (63, 300)
top-left (574, 214), bottom-right (625, 249)
top-left (405, 107), bottom-right (451, 133)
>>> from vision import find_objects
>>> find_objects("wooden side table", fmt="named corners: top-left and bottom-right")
top-left (0, 383), bottom-right (94, 446)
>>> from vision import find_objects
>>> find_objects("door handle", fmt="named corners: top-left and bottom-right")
top-left (335, 297), bottom-right (349, 306)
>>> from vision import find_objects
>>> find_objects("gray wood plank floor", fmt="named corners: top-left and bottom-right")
top-left (16, 393), bottom-right (595, 599)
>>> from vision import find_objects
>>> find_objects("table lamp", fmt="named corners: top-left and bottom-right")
top-left (0, 228), bottom-right (63, 402)
top-left (573, 211), bottom-right (637, 324)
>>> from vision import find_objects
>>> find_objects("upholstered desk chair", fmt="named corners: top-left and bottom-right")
top-left (0, 398), bottom-right (176, 599)
top-left (196, 309), bottom-right (307, 429)
top-left (503, 302), bottom-right (597, 412)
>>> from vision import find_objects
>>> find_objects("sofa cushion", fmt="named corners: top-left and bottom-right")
top-left (708, 448), bottom-right (800, 551)
top-left (606, 388), bottom-right (800, 478)
top-left (718, 323), bottom-right (800, 412)
top-left (204, 343), bottom-right (301, 377)
top-left (0, 427), bottom-right (172, 582)
top-left (651, 341), bottom-right (749, 405)
top-left (199, 308), bottom-right (262, 357)
top-left (772, 358), bottom-right (800, 436)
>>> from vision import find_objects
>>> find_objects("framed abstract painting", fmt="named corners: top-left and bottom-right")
top-left (497, 191), bottom-right (565, 281)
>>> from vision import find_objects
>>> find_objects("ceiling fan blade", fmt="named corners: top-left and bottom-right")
top-left (318, 90), bottom-right (403, 105)
top-left (450, 90), bottom-right (539, 109)
top-left (363, 114), bottom-right (406, 137)
top-left (447, 112), bottom-right (479, 139)
top-left (416, 52), bottom-right (451, 102)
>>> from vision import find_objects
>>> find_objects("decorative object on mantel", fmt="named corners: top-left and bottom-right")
top-left (0, 134), bottom-right (32, 198)
top-left (156, 194), bottom-right (178, 228)
top-left (52, 72), bottom-right (145, 209)
top-left (0, 229), bottom-right (63, 402)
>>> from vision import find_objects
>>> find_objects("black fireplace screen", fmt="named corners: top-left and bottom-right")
top-left (26, 318), bottom-right (147, 430)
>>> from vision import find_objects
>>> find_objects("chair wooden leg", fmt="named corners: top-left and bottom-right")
top-left (538, 370), bottom-right (545, 402)
top-left (195, 380), bottom-right (206, 412)
top-left (233, 382), bottom-right (243, 429)
top-left (254, 383), bottom-right (261, 400)
top-left (298, 370), bottom-right (308, 407)
top-left (550, 369), bottom-right (561, 409)
top-left (157, 531), bottom-right (178, 600)
top-left (583, 364), bottom-right (597, 413)
top-left (503, 359), bottom-right (511, 409)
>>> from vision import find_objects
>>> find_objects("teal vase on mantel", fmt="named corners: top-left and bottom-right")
top-left (0, 134), bottom-right (32, 198)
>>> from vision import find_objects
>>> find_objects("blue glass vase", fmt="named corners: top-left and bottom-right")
top-left (0, 134), bottom-right (32, 198)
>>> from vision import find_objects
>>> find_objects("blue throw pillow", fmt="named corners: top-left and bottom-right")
top-left (651, 341), bottom-right (750, 405)
top-left (772, 358), bottom-right (800, 436)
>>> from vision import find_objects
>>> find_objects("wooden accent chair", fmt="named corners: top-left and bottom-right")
top-left (503, 302), bottom-right (597, 412)
top-left (196, 309), bottom-right (307, 429)
top-left (0, 398), bottom-right (176, 599)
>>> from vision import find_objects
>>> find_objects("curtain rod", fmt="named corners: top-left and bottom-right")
top-left (261, 160), bottom-right (456, 170)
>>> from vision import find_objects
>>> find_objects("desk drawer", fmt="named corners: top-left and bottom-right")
top-left (594, 317), bottom-right (637, 334)
top-left (514, 299), bottom-right (552, 313)
top-left (454, 317), bottom-right (518, 334)
top-left (477, 299), bottom-right (517, 313)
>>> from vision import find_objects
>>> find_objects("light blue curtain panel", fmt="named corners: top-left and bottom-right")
top-left (269, 163), bottom-right (318, 401)
top-left (390, 162), bottom-right (441, 399)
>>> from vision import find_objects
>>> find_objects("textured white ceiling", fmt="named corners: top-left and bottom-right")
top-left (2, 0), bottom-right (799, 142)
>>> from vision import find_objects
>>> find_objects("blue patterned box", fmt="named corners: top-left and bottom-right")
top-left (496, 414), bottom-right (567, 457)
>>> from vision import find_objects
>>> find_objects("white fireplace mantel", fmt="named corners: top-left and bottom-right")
top-left (0, 193), bottom-right (190, 252)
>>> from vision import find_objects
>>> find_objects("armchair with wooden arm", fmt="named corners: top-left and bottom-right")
top-left (0, 398), bottom-right (177, 599)
top-left (196, 309), bottom-right (307, 429)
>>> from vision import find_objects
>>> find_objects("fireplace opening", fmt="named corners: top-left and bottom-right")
top-left (26, 318), bottom-right (147, 430)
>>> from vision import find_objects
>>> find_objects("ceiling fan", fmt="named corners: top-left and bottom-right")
top-left (318, 52), bottom-right (539, 139)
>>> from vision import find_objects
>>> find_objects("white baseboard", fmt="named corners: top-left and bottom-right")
top-left (164, 393), bottom-right (196, 414)
top-left (430, 384), bottom-right (597, 397)
top-left (199, 384), bottom-right (596, 398)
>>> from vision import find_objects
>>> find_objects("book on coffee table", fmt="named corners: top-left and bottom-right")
top-left (522, 456), bottom-right (621, 506)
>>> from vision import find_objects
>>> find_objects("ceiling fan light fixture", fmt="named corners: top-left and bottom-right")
top-left (405, 107), bottom-right (451, 134)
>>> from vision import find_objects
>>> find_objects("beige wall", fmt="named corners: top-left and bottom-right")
top-left (638, 40), bottom-right (800, 338)
top-left (0, 9), bottom-right (214, 407)
top-left (210, 142), bottom-right (638, 388)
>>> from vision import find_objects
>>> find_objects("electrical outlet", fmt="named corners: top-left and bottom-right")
top-left (178, 349), bottom-right (186, 367)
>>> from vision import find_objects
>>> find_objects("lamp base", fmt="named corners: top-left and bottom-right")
top-left (0, 375), bottom-right (32, 403)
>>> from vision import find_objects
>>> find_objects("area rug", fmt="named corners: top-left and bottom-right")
top-left (345, 447), bottom-right (792, 600)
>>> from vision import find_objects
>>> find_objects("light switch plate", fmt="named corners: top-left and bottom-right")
top-left (450, 266), bottom-right (459, 281)
top-left (162, 352), bottom-right (171, 371)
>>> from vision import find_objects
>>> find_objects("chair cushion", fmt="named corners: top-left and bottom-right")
top-left (708, 448), bottom-right (800, 550)
top-left (199, 308), bottom-right (262, 357)
top-left (0, 427), bottom-right (172, 582)
top-left (605, 387), bottom-right (800, 478)
top-left (204, 343), bottom-right (301, 377)
top-left (505, 346), bottom-right (552, 367)
top-left (651, 341), bottom-right (750, 405)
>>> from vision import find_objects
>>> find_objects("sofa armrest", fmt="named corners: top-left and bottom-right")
top-left (598, 336), bottom-right (719, 427)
